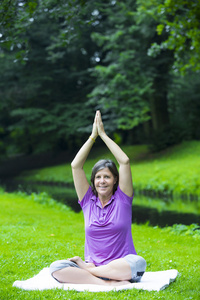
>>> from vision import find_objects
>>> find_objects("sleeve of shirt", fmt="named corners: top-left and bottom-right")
top-left (78, 186), bottom-right (94, 209)
top-left (116, 186), bottom-right (134, 206)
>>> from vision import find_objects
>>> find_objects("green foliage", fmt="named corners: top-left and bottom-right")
top-left (88, 1), bottom-right (154, 132)
top-left (87, 0), bottom-right (178, 142)
top-left (0, 0), bottom-right (200, 158)
top-left (168, 72), bottom-right (200, 140)
top-left (0, 1), bottom-right (99, 155)
top-left (163, 223), bottom-right (200, 238)
top-left (0, 0), bottom-right (102, 62)
top-left (28, 191), bottom-right (71, 210)
top-left (8, 104), bottom-right (94, 153)
top-left (138, 0), bottom-right (200, 73)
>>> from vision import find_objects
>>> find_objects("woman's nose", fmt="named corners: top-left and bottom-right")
top-left (100, 177), bottom-right (105, 183)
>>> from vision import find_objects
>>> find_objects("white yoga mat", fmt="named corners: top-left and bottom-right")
top-left (13, 267), bottom-right (178, 292)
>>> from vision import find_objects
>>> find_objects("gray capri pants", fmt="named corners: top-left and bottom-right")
top-left (50, 254), bottom-right (146, 283)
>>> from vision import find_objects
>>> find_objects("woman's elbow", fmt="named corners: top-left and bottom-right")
top-left (71, 161), bottom-right (76, 169)
top-left (71, 161), bottom-right (82, 170)
top-left (123, 157), bottom-right (130, 165)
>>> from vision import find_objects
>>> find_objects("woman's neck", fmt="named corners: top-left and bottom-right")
top-left (98, 194), bottom-right (112, 208)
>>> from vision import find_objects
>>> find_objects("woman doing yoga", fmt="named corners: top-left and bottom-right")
top-left (50, 111), bottom-right (146, 286)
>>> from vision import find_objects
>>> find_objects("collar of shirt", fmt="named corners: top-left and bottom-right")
top-left (91, 194), bottom-right (115, 209)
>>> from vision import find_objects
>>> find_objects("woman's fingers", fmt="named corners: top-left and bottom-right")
top-left (96, 111), bottom-right (105, 136)
top-left (97, 110), bottom-right (102, 121)
top-left (96, 110), bottom-right (101, 124)
top-left (91, 111), bottom-right (98, 138)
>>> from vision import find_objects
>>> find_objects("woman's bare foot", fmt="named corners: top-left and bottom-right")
top-left (68, 256), bottom-right (95, 270)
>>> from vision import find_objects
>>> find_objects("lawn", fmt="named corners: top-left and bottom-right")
top-left (0, 189), bottom-right (199, 300)
top-left (16, 141), bottom-right (200, 199)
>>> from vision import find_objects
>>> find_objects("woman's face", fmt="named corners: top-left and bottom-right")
top-left (94, 167), bottom-right (116, 199)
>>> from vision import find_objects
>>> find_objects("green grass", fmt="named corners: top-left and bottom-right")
top-left (17, 141), bottom-right (200, 199)
top-left (0, 190), bottom-right (199, 300)
top-left (131, 141), bottom-right (200, 198)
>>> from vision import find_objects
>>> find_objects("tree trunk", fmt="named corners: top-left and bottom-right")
top-left (150, 83), bottom-right (170, 132)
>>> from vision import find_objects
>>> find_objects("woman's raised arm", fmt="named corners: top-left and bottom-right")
top-left (71, 112), bottom-right (98, 201)
top-left (96, 111), bottom-right (133, 197)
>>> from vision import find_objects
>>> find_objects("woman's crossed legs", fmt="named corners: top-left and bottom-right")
top-left (50, 255), bottom-right (146, 286)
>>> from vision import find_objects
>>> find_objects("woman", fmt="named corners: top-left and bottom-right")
top-left (50, 111), bottom-right (146, 286)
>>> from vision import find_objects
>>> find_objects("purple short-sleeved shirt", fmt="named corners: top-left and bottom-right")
top-left (78, 186), bottom-right (137, 266)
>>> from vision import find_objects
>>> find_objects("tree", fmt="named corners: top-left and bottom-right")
top-left (0, 0), bottom-right (100, 155)
top-left (88, 0), bottom-right (174, 142)
top-left (0, 0), bottom-right (100, 62)
top-left (138, 0), bottom-right (200, 74)
top-left (1, 0), bottom-right (199, 158)
top-left (168, 72), bottom-right (200, 140)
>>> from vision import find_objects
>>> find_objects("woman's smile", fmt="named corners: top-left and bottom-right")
top-left (94, 168), bottom-right (116, 201)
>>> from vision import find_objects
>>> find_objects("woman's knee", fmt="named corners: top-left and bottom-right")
top-left (124, 254), bottom-right (146, 282)
top-left (136, 255), bottom-right (146, 271)
top-left (50, 260), bottom-right (65, 275)
top-left (49, 259), bottom-right (80, 276)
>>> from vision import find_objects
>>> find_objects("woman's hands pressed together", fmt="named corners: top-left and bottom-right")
top-left (91, 110), bottom-right (106, 141)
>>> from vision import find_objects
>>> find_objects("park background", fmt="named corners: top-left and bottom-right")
top-left (0, 1), bottom-right (200, 299)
